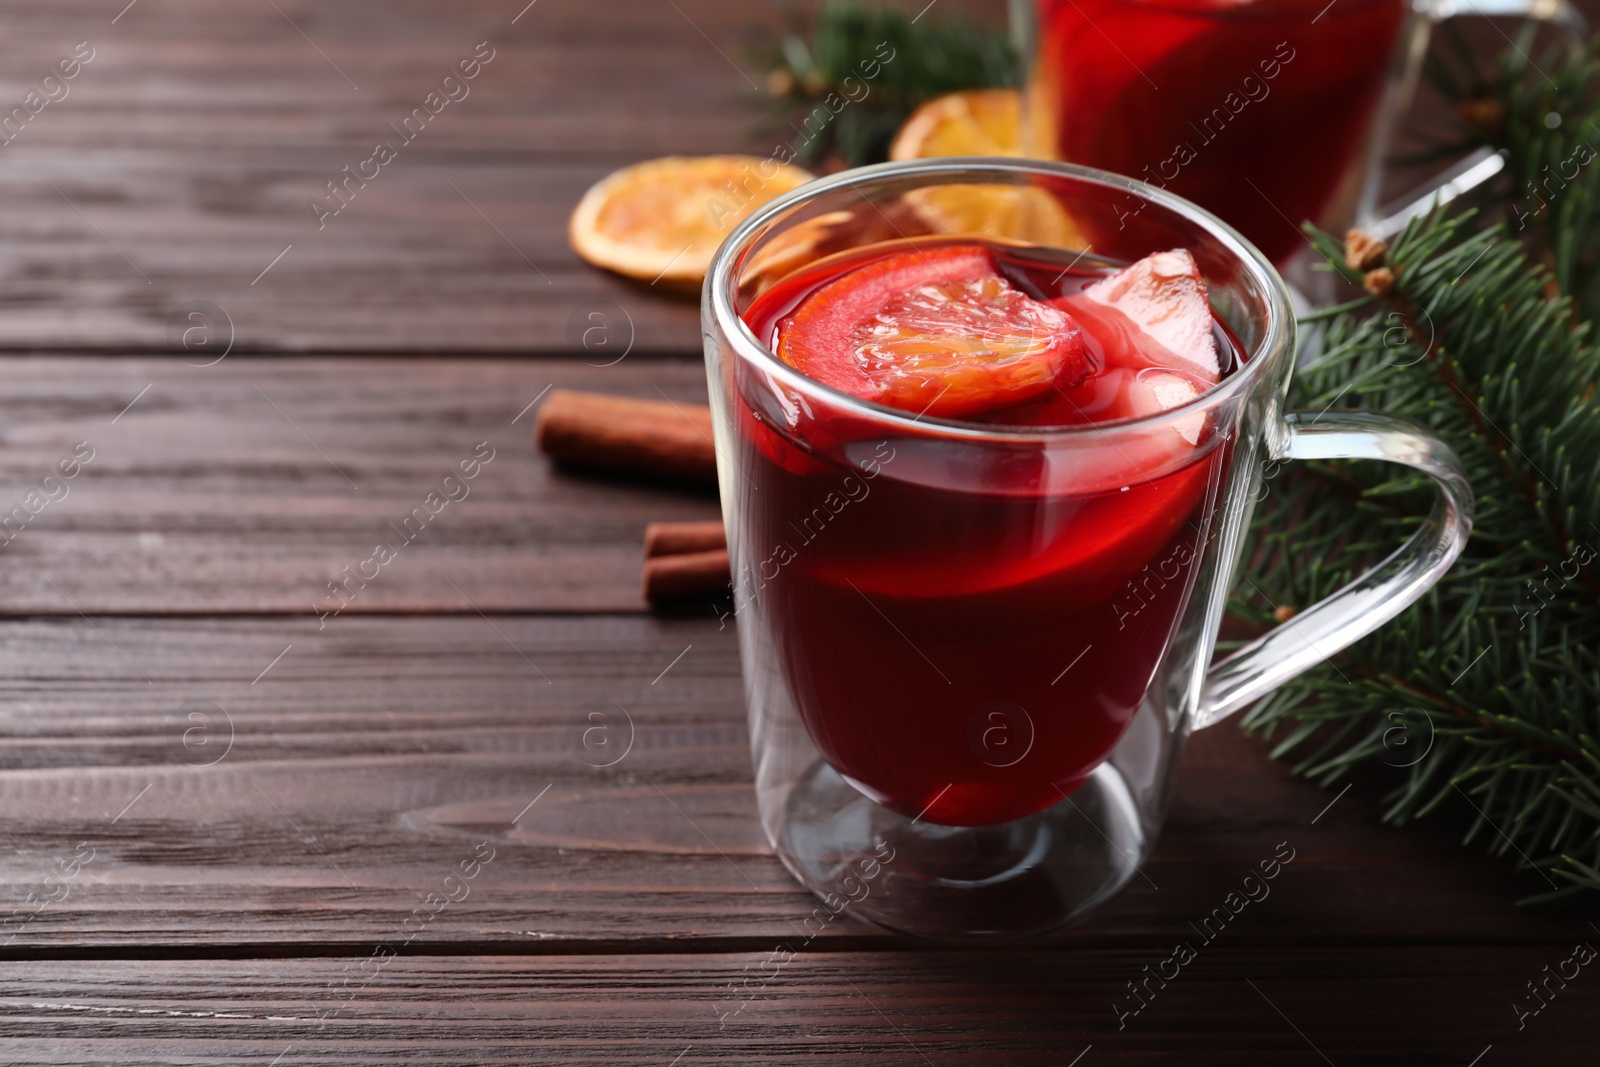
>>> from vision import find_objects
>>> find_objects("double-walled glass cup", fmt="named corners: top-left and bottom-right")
top-left (703, 159), bottom-right (1472, 941)
top-left (1016, 0), bottom-right (1587, 265)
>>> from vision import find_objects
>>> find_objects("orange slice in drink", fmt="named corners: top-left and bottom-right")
top-left (776, 242), bottom-right (1089, 420)
top-left (569, 156), bottom-right (815, 289)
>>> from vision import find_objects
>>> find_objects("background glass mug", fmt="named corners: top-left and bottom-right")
top-left (1017, 0), bottom-right (1587, 265)
top-left (703, 159), bottom-right (1473, 941)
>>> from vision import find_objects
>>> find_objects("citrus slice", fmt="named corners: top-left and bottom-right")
top-left (738, 200), bottom-right (934, 300)
top-left (902, 184), bottom-right (1088, 247)
top-left (776, 243), bottom-right (1089, 420)
top-left (888, 89), bottom-right (1023, 160)
top-left (569, 156), bottom-right (814, 288)
top-left (887, 89), bottom-right (1087, 247)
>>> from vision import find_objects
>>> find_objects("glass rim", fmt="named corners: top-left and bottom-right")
top-left (706, 156), bottom-right (1295, 443)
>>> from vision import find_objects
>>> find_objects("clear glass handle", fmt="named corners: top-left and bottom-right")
top-left (1197, 412), bottom-right (1475, 728)
top-left (1354, 0), bottom-right (1589, 227)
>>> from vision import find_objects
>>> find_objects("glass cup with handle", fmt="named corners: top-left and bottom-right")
top-left (702, 158), bottom-right (1473, 940)
top-left (1016, 0), bottom-right (1587, 266)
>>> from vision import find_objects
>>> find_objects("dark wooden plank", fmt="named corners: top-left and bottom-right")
top-left (0, 615), bottom-right (794, 948)
top-left (0, 949), bottom-right (1595, 1064)
top-left (0, 0), bottom-right (1590, 355)
top-left (0, 355), bottom-right (719, 614)
top-left (0, 0), bottom-right (808, 352)
top-left (0, 5), bottom-right (1594, 1059)
top-left (0, 614), bottom-right (1583, 950)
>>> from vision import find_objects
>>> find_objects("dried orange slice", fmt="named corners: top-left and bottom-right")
top-left (888, 90), bottom-right (1088, 248)
top-left (569, 156), bottom-right (815, 288)
top-left (888, 89), bottom-right (1023, 160)
top-left (902, 183), bottom-right (1087, 247)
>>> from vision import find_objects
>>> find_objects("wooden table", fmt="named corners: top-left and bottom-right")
top-left (0, 1), bottom-right (1594, 1062)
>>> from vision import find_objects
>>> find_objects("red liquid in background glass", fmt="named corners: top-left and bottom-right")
top-left (737, 239), bottom-right (1240, 827)
top-left (1035, 0), bottom-right (1405, 264)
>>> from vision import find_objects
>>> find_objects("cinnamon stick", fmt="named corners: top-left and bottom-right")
top-left (644, 520), bottom-right (727, 558)
top-left (535, 389), bottom-right (716, 486)
top-left (643, 548), bottom-right (731, 602)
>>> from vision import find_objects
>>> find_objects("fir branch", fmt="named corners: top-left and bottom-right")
top-left (1421, 27), bottom-right (1600, 317)
top-left (1237, 200), bottom-right (1600, 898)
top-left (747, 1), bottom-right (1018, 166)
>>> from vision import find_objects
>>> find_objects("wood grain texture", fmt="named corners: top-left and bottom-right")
top-left (0, 615), bottom-right (1584, 953)
top-left (0, 355), bottom-right (719, 614)
top-left (3, 1), bottom-right (1599, 1061)
top-left (0, 950), bottom-right (1594, 1064)
top-left (0, 0), bottom-right (793, 352)
top-left (0, 0), bottom-right (1579, 356)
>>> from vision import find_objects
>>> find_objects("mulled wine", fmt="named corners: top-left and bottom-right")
top-left (1032, 0), bottom-right (1406, 264)
top-left (736, 238), bottom-right (1239, 826)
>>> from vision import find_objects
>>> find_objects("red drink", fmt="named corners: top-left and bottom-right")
top-left (736, 239), bottom-right (1238, 826)
top-left (1033, 0), bottom-right (1406, 264)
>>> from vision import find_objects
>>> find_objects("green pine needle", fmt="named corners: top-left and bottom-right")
top-left (1236, 29), bottom-right (1600, 896)
top-left (740, 10), bottom-right (1600, 900)
top-left (748, 1), bottom-right (1019, 166)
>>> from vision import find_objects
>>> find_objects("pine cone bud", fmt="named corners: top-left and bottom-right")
top-left (1345, 229), bottom-right (1387, 271)
top-left (1363, 267), bottom-right (1396, 296)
